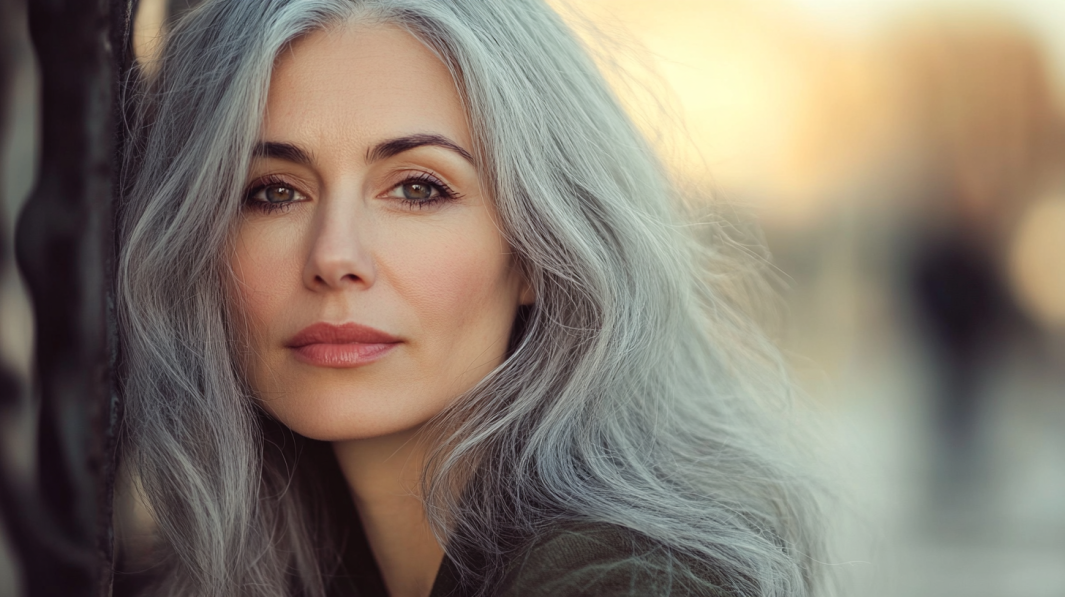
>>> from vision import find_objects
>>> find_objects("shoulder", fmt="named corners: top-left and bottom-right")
top-left (494, 523), bottom-right (736, 597)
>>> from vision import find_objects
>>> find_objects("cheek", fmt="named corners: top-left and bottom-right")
top-left (385, 218), bottom-right (517, 344)
top-left (229, 224), bottom-right (305, 343)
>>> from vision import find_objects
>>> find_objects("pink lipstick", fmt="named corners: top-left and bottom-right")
top-left (285, 322), bottom-right (400, 368)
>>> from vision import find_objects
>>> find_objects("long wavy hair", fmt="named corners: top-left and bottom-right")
top-left (117, 1), bottom-right (827, 595)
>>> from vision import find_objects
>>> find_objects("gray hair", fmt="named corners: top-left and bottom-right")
top-left (117, 1), bottom-right (827, 595)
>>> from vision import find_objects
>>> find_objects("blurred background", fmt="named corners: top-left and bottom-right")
top-left (3, 0), bottom-right (1064, 595)
top-left (548, 1), bottom-right (1065, 596)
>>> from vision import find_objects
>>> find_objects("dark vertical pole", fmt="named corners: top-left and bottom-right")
top-left (0, 0), bottom-right (30, 588)
top-left (0, 0), bottom-right (24, 442)
top-left (0, 0), bottom-right (130, 595)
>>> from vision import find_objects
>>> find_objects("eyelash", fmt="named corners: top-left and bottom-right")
top-left (241, 172), bottom-right (461, 213)
top-left (393, 172), bottom-right (462, 210)
top-left (243, 175), bottom-right (303, 214)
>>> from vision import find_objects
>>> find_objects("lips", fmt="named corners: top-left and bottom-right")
top-left (285, 322), bottom-right (401, 368)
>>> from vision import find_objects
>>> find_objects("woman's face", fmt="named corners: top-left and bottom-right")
top-left (230, 23), bottom-right (530, 441)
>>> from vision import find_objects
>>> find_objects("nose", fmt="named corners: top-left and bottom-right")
top-left (302, 200), bottom-right (375, 291)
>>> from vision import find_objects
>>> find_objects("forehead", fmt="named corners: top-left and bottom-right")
top-left (264, 22), bottom-right (472, 157)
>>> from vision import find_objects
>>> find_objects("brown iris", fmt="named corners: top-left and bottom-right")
top-left (265, 185), bottom-right (294, 203)
top-left (402, 182), bottom-right (433, 201)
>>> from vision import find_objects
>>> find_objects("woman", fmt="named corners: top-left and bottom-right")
top-left (117, 1), bottom-right (826, 596)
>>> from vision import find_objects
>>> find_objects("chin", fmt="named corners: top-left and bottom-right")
top-left (260, 389), bottom-right (447, 443)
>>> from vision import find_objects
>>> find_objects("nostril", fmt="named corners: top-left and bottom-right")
top-left (304, 249), bottom-right (373, 290)
top-left (314, 273), bottom-right (361, 287)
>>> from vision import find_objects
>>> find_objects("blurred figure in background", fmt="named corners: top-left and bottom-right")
top-left (887, 15), bottom-right (1063, 517)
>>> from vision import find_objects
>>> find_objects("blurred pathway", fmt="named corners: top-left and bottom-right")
top-left (823, 329), bottom-right (1065, 597)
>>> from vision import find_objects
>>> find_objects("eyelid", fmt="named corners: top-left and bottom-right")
top-left (243, 168), bottom-right (465, 208)
top-left (241, 174), bottom-right (314, 216)
top-left (245, 174), bottom-right (312, 200)
top-left (380, 169), bottom-right (460, 196)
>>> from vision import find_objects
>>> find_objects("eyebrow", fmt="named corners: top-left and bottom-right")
top-left (253, 141), bottom-right (312, 165)
top-left (252, 134), bottom-right (475, 167)
top-left (365, 134), bottom-right (474, 164)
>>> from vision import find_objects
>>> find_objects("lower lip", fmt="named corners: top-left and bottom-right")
top-left (291, 343), bottom-right (398, 368)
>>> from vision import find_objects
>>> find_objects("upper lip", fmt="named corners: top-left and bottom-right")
top-left (285, 322), bottom-right (401, 347)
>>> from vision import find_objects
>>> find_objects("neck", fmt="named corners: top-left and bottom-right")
top-left (333, 429), bottom-right (444, 597)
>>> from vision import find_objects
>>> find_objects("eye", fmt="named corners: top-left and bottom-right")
top-left (384, 173), bottom-right (461, 209)
top-left (244, 179), bottom-right (308, 213)
top-left (397, 182), bottom-right (436, 201)
top-left (261, 185), bottom-right (297, 203)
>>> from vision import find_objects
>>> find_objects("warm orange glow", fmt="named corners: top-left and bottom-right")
top-left (556, 0), bottom-right (904, 227)
top-left (1009, 193), bottom-right (1065, 328)
top-left (132, 0), bottom-right (167, 73)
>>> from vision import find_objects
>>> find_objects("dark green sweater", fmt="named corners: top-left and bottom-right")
top-left (416, 524), bottom-right (732, 597)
